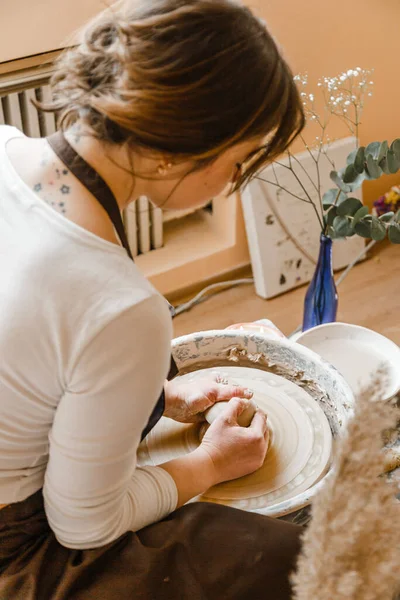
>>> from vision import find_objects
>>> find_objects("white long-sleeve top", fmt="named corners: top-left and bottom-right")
top-left (0, 126), bottom-right (178, 549)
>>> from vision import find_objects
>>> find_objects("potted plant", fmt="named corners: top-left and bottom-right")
top-left (255, 68), bottom-right (400, 331)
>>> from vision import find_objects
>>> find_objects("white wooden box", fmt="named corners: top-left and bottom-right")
top-left (242, 137), bottom-right (365, 299)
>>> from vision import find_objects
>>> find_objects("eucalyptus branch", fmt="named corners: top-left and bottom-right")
top-left (321, 147), bottom-right (336, 169)
top-left (288, 151), bottom-right (320, 195)
top-left (300, 134), bottom-right (318, 166)
top-left (278, 68), bottom-right (381, 242)
top-left (354, 104), bottom-right (359, 147)
top-left (274, 160), bottom-right (295, 172)
top-left (255, 175), bottom-right (313, 205)
top-left (333, 189), bottom-right (342, 207)
top-left (323, 188), bottom-right (344, 235)
top-left (288, 163), bottom-right (324, 227)
top-left (316, 159), bottom-right (323, 214)
top-left (258, 173), bottom-right (324, 231)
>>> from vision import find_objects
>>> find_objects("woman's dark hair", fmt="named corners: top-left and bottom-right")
top-left (41, 0), bottom-right (305, 188)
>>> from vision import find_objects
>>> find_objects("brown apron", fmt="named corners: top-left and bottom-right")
top-left (0, 132), bottom-right (303, 599)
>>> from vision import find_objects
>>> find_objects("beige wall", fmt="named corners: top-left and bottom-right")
top-left (1, 0), bottom-right (398, 294)
top-left (2, 0), bottom-right (399, 204)
top-left (0, 0), bottom-right (104, 62)
top-left (247, 0), bottom-right (400, 205)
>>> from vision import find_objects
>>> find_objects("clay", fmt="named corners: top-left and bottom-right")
top-left (205, 398), bottom-right (257, 427)
top-left (137, 366), bottom-right (333, 512)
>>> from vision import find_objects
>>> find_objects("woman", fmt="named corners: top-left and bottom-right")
top-left (0, 0), bottom-right (305, 598)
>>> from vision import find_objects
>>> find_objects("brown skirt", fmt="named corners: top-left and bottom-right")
top-left (0, 490), bottom-right (302, 599)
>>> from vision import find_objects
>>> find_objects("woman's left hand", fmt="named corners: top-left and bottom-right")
top-left (163, 374), bottom-right (254, 423)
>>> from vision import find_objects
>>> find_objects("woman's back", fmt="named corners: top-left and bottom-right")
top-left (0, 125), bottom-right (172, 509)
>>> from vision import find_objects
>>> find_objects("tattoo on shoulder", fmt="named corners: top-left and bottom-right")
top-left (33, 180), bottom-right (68, 216)
top-left (55, 168), bottom-right (69, 179)
top-left (43, 197), bottom-right (67, 215)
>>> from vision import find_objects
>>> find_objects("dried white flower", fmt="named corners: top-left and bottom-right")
top-left (292, 379), bottom-right (400, 600)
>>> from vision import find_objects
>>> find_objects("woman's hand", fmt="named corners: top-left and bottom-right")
top-left (163, 374), bottom-right (253, 423)
top-left (198, 397), bottom-right (269, 484)
top-left (160, 397), bottom-right (269, 507)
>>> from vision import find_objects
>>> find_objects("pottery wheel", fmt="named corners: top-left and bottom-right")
top-left (137, 367), bottom-right (333, 511)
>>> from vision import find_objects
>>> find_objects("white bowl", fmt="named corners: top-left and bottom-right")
top-left (295, 322), bottom-right (400, 400)
top-left (171, 329), bottom-right (354, 517)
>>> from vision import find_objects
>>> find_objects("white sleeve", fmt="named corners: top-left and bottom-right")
top-left (43, 294), bottom-right (178, 550)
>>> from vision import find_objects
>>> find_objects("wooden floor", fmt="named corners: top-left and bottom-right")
top-left (173, 243), bottom-right (400, 345)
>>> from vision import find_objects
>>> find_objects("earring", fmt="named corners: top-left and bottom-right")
top-left (157, 162), bottom-right (173, 176)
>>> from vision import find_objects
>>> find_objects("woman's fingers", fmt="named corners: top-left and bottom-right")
top-left (250, 408), bottom-right (268, 433)
top-left (215, 383), bottom-right (253, 402)
top-left (218, 397), bottom-right (249, 423)
top-left (212, 374), bottom-right (253, 402)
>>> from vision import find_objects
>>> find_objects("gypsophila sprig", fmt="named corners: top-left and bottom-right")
top-left (255, 67), bottom-right (400, 244)
top-left (322, 68), bottom-right (374, 143)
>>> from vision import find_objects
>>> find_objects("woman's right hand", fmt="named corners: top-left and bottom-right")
top-left (198, 397), bottom-right (269, 485)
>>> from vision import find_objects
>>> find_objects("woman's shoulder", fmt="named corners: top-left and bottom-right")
top-left (76, 258), bottom-right (172, 338)
top-left (0, 125), bottom-right (24, 146)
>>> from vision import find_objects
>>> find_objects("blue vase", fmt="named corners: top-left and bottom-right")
top-left (302, 234), bottom-right (338, 331)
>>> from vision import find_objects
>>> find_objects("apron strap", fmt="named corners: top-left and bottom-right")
top-left (46, 130), bottom-right (178, 440)
top-left (46, 130), bottom-right (176, 319)
top-left (47, 130), bottom-right (133, 259)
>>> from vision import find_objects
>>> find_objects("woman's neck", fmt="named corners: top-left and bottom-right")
top-left (64, 124), bottom-right (152, 210)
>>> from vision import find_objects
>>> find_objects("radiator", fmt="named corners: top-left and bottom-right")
top-left (0, 80), bottom-right (171, 257)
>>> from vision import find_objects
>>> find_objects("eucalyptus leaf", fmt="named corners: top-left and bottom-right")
top-left (365, 154), bottom-right (382, 179)
top-left (379, 212), bottom-right (394, 223)
top-left (354, 146), bottom-right (365, 174)
top-left (354, 219), bottom-right (372, 239)
top-left (322, 188), bottom-right (347, 208)
top-left (353, 206), bottom-right (369, 226)
top-left (327, 226), bottom-right (336, 239)
top-left (337, 197), bottom-right (363, 217)
top-left (346, 171), bottom-right (366, 192)
top-left (370, 216), bottom-right (387, 241)
top-left (346, 149), bottom-right (358, 165)
top-left (330, 170), bottom-right (352, 193)
top-left (342, 163), bottom-right (358, 183)
top-left (390, 139), bottom-right (400, 160)
top-left (387, 150), bottom-right (400, 174)
top-left (325, 206), bottom-right (338, 227)
top-left (388, 222), bottom-right (400, 243)
top-left (365, 141), bottom-right (381, 159)
top-left (379, 157), bottom-right (391, 175)
top-left (333, 215), bottom-right (352, 237)
top-left (395, 210), bottom-right (400, 224)
top-left (377, 140), bottom-right (388, 163)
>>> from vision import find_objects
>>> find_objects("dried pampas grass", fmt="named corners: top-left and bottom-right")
top-left (292, 379), bottom-right (400, 600)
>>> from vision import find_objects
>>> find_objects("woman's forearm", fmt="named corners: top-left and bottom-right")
top-left (159, 447), bottom-right (218, 507)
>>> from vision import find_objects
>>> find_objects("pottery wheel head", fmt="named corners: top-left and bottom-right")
top-left (137, 367), bottom-right (333, 512)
